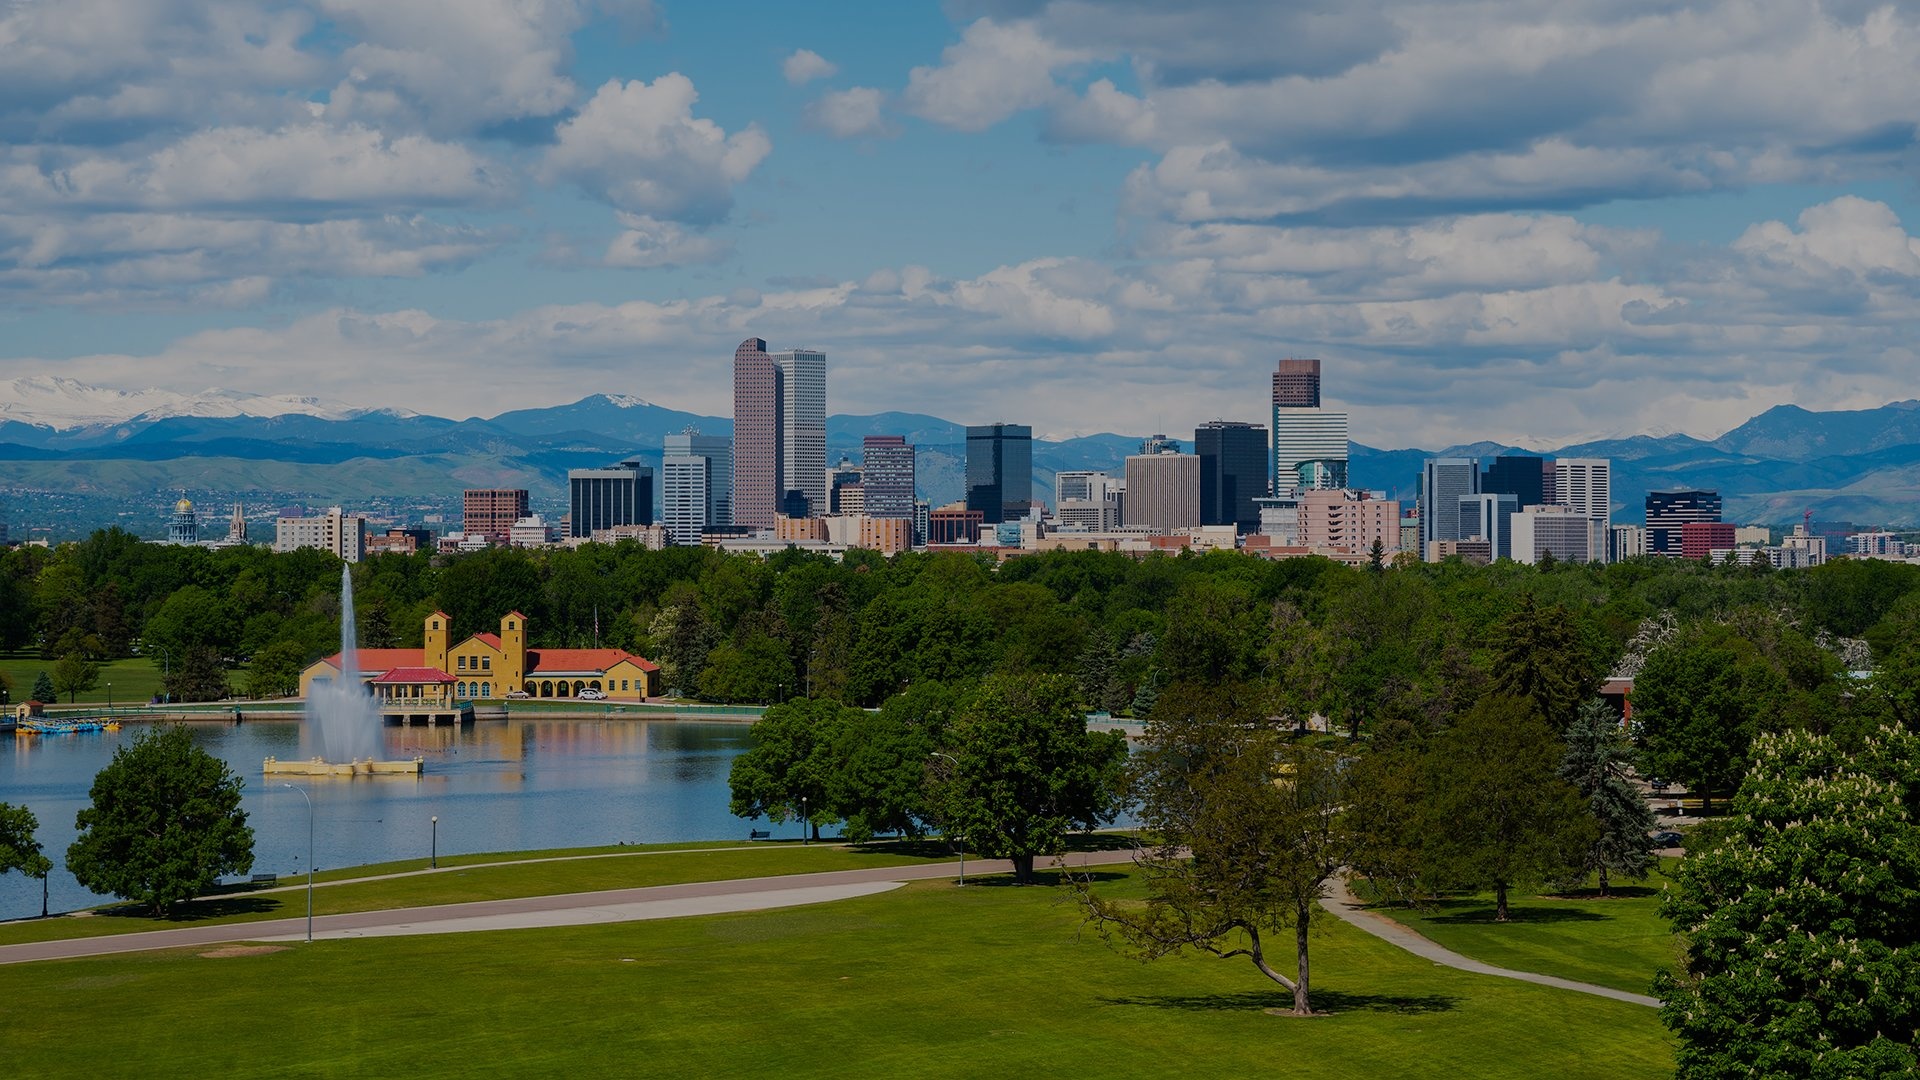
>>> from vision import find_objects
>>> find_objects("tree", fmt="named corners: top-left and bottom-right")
top-left (1423, 695), bottom-right (1594, 921)
top-left (51, 651), bottom-right (100, 703)
top-left (727, 698), bottom-right (856, 839)
top-left (163, 645), bottom-right (231, 703)
top-left (1632, 633), bottom-right (1783, 812)
top-left (1081, 682), bottom-right (1346, 1015)
top-left (246, 639), bottom-right (308, 699)
top-left (66, 725), bottom-right (254, 916)
top-left (31, 669), bottom-right (55, 704)
top-left (1656, 724), bottom-right (1920, 1077)
top-left (828, 685), bottom-right (953, 843)
top-left (933, 673), bottom-right (1127, 883)
top-left (1558, 699), bottom-right (1654, 896)
top-left (697, 629), bottom-right (793, 704)
top-left (0, 802), bottom-right (52, 918)
top-left (1491, 593), bottom-right (1596, 729)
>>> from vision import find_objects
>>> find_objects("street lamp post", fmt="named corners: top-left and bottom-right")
top-left (800, 796), bottom-right (808, 846)
top-left (431, 816), bottom-right (438, 869)
top-left (930, 752), bottom-right (964, 886)
top-left (281, 783), bottom-right (313, 943)
top-left (106, 682), bottom-right (111, 714)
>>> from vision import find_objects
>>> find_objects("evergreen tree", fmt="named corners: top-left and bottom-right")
top-left (1558, 699), bottom-right (1655, 895)
top-left (164, 645), bottom-right (231, 703)
top-left (1491, 593), bottom-right (1595, 729)
top-left (31, 669), bottom-right (54, 703)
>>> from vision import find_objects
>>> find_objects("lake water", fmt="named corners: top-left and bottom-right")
top-left (0, 718), bottom-right (770, 918)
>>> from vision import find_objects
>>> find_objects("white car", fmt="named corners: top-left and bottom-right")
top-left (576, 688), bottom-right (607, 700)
top-left (505, 690), bottom-right (530, 699)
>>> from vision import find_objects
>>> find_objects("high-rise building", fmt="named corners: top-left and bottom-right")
top-left (568, 460), bottom-right (653, 539)
top-left (1195, 420), bottom-right (1267, 533)
top-left (1053, 471), bottom-right (1124, 530)
top-left (275, 507), bottom-right (367, 562)
top-left (1610, 524), bottom-right (1648, 562)
top-left (1644, 489), bottom-right (1722, 556)
top-left (1300, 490), bottom-right (1400, 553)
top-left (1123, 452), bottom-right (1202, 532)
top-left (1482, 455), bottom-right (1546, 508)
top-left (825, 457), bottom-right (864, 514)
top-left (861, 436), bottom-right (916, 520)
top-left (1272, 358), bottom-right (1321, 408)
top-left (1140, 433), bottom-right (1180, 456)
top-left (1511, 504), bottom-right (1600, 565)
top-left (662, 429), bottom-right (732, 546)
top-left (1458, 492), bottom-right (1519, 560)
top-left (1554, 458), bottom-right (1612, 523)
top-left (965, 423), bottom-right (1033, 524)
top-left (732, 338), bottom-right (828, 525)
top-left (1420, 458), bottom-right (1480, 550)
top-left (463, 489), bottom-right (530, 546)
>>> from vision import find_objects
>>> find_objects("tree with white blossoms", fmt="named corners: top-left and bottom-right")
top-left (1656, 724), bottom-right (1920, 1078)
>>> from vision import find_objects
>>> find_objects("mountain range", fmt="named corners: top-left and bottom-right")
top-left (0, 381), bottom-right (1914, 537)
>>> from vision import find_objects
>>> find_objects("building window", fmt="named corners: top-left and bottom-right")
top-left (481, 683), bottom-right (490, 698)
top-left (621, 679), bottom-right (629, 691)
top-left (432, 620), bottom-right (440, 631)
top-left (457, 656), bottom-right (467, 670)
top-left (481, 657), bottom-right (490, 670)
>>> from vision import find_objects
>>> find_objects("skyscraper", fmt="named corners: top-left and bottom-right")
top-left (732, 338), bottom-right (828, 526)
top-left (568, 459), bottom-right (653, 538)
top-left (1458, 492), bottom-right (1519, 560)
top-left (860, 435), bottom-right (916, 520)
top-left (463, 488), bottom-right (530, 546)
top-left (1271, 358), bottom-right (1346, 498)
top-left (662, 429), bottom-right (732, 546)
top-left (966, 423), bottom-right (1033, 524)
top-left (1195, 420), bottom-right (1267, 533)
top-left (1124, 452), bottom-right (1202, 532)
top-left (1482, 455), bottom-right (1546, 508)
top-left (1554, 458), bottom-right (1612, 523)
top-left (1420, 458), bottom-right (1480, 550)
top-left (1645, 488), bottom-right (1722, 556)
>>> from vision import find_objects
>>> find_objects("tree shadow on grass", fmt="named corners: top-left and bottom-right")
top-left (1423, 904), bottom-right (1609, 925)
top-left (1103, 989), bottom-right (1459, 1015)
top-left (1545, 885), bottom-right (1659, 901)
top-left (98, 896), bottom-right (282, 922)
top-left (964, 869), bottom-right (1127, 888)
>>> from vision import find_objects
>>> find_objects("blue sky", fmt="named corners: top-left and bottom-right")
top-left (3, 0), bottom-right (1919, 448)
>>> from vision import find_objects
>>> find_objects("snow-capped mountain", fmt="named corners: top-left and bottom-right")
top-left (0, 376), bottom-right (393, 430)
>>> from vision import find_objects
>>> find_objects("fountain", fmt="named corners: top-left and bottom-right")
top-left (265, 564), bottom-right (422, 777)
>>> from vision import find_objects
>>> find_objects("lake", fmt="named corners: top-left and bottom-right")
top-left (0, 718), bottom-right (771, 918)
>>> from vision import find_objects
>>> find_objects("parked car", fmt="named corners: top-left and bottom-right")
top-left (1650, 830), bottom-right (1683, 848)
top-left (1648, 777), bottom-right (1670, 792)
top-left (577, 688), bottom-right (607, 700)
top-left (505, 689), bottom-right (530, 699)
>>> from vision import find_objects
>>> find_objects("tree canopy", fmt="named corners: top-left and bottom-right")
top-left (0, 802), bottom-right (52, 918)
top-left (66, 725), bottom-right (254, 916)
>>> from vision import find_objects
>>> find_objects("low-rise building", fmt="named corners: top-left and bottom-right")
top-left (299, 610), bottom-right (661, 701)
top-left (275, 507), bottom-right (367, 562)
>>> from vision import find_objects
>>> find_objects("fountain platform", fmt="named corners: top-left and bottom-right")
top-left (264, 756), bottom-right (425, 777)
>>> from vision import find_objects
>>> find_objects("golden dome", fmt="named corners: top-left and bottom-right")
top-left (175, 498), bottom-right (193, 514)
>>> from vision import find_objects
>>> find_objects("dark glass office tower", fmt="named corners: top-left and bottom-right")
top-left (1195, 420), bottom-right (1267, 533)
top-left (965, 423), bottom-right (1032, 524)
top-left (568, 459), bottom-right (654, 538)
top-left (1483, 454), bottom-right (1546, 508)
top-left (1645, 489), bottom-right (1722, 555)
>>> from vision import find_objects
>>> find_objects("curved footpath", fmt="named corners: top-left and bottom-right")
top-left (0, 850), bottom-right (1137, 966)
top-left (1318, 876), bottom-right (1661, 1009)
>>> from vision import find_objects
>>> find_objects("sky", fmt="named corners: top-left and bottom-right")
top-left (3, 0), bottom-right (1920, 449)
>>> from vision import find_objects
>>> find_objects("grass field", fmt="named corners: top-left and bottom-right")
top-left (4, 868), bottom-right (1675, 1079)
top-left (1365, 865), bottom-right (1686, 996)
top-left (0, 653), bottom-right (170, 705)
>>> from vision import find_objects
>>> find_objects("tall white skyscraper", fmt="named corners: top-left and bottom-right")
top-left (1272, 409), bottom-right (1349, 497)
top-left (1555, 458), bottom-right (1612, 523)
top-left (662, 429), bottom-right (732, 546)
top-left (772, 348), bottom-right (827, 517)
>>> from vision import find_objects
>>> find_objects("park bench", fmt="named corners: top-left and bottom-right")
top-left (748, 829), bottom-right (771, 840)
top-left (251, 873), bottom-right (277, 886)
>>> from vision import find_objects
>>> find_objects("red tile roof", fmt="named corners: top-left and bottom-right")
top-left (471, 633), bottom-right (503, 649)
top-left (319, 648), bottom-right (426, 673)
top-left (527, 648), bottom-right (661, 674)
top-left (371, 667), bottom-right (456, 684)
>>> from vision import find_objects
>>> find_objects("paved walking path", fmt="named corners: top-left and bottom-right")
top-left (0, 850), bottom-right (1137, 966)
top-left (1317, 876), bottom-right (1661, 1008)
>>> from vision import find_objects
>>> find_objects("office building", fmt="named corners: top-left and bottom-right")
top-left (463, 489), bottom-right (530, 547)
top-left (1458, 492), bottom-right (1519, 560)
top-left (965, 423), bottom-right (1033, 524)
top-left (1299, 490), bottom-right (1400, 553)
top-left (1554, 458), bottom-right (1612, 522)
top-left (1510, 505), bottom-right (1601, 565)
top-left (1680, 522), bottom-right (1738, 561)
top-left (662, 429), bottom-right (732, 546)
top-left (1272, 357), bottom-right (1321, 407)
top-left (1270, 357), bottom-right (1347, 499)
top-left (1139, 433), bottom-right (1180, 456)
top-left (568, 459), bottom-right (653, 539)
top-left (1644, 489), bottom-right (1721, 556)
top-left (1420, 458), bottom-right (1479, 550)
top-left (861, 436), bottom-right (916, 520)
top-left (913, 500), bottom-right (930, 547)
top-left (1124, 452), bottom-right (1202, 532)
top-left (1609, 524), bottom-right (1648, 562)
top-left (929, 506), bottom-right (985, 545)
top-left (1196, 420), bottom-right (1267, 533)
top-left (1054, 471), bottom-right (1125, 530)
top-left (1482, 455), bottom-right (1546, 508)
top-left (826, 457), bottom-right (864, 514)
top-left (731, 338), bottom-right (828, 526)
top-left (275, 507), bottom-right (368, 563)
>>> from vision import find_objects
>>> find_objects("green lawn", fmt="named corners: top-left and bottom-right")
top-left (0, 653), bottom-right (171, 706)
top-left (5, 869), bottom-right (1674, 1079)
top-left (0, 838), bottom-right (1000, 947)
top-left (1364, 865), bottom-right (1686, 996)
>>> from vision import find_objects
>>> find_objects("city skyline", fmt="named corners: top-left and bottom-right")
top-left (5, 4), bottom-right (1920, 449)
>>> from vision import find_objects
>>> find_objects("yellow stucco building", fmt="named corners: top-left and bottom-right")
top-left (300, 610), bottom-right (661, 701)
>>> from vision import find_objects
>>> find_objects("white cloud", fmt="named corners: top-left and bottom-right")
top-left (601, 213), bottom-right (733, 268)
top-left (901, 18), bottom-right (1089, 131)
top-left (781, 49), bottom-right (838, 86)
top-left (541, 75), bottom-right (771, 223)
top-left (803, 88), bottom-right (891, 139)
